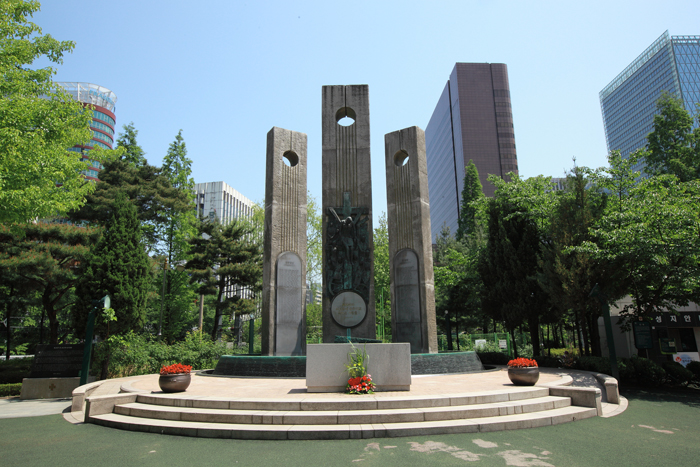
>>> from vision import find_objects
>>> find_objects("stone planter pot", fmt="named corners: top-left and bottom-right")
top-left (158, 373), bottom-right (191, 393)
top-left (507, 367), bottom-right (539, 386)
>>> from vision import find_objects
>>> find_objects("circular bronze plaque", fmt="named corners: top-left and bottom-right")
top-left (331, 291), bottom-right (367, 328)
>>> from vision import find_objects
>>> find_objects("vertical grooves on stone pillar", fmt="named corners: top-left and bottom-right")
top-left (281, 163), bottom-right (298, 253)
top-left (336, 124), bottom-right (358, 205)
top-left (394, 163), bottom-right (413, 251)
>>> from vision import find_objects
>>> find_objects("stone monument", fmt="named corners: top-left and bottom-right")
top-left (261, 127), bottom-right (307, 356)
top-left (384, 126), bottom-right (438, 353)
top-left (322, 85), bottom-right (376, 342)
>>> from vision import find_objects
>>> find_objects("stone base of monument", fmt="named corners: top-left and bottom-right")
top-left (306, 343), bottom-right (411, 392)
top-left (212, 355), bottom-right (306, 377)
top-left (20, 376), bottom-right (96, 400)
top-left (410, 351), bottom-right (485, 375)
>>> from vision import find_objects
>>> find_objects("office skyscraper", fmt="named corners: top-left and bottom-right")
top-left (56, 82), bottom-right (117, 182)
top-left (425, 63), bottom-right (519, 241)
top-left (600, 31), bottom-right (700, 174)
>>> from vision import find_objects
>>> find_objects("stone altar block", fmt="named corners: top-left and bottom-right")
top-left (306, 343), bottom-right (411, 392)
top-left (261, 127), bottom-right (307, 356)
top-left (384, 126), bottom-right (438, 353)
top-left (321, 85), bottom-right (376, 342)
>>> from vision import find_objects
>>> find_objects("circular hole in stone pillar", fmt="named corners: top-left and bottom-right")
top-left (394, 150), bottom-right (410, 167)
top-left (283, 151), bottom-right (299, 167)
top-left (335, 107), bottom-right (356, 126)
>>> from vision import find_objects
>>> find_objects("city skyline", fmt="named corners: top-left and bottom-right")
top-left (34, 1), bottom-right (700, 217)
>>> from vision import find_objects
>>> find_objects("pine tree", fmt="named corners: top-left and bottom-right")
top-left (186, 218), bottom-right (262, 340)
top-left (73, 193), bottom-right (151, 340)
top-left (115, 122), bottom-right (147, 167)
top-left (456, 160), bottom-right (485, 242)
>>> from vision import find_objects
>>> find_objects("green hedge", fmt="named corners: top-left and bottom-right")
top-left (0, 383), bottom-right (22, 397)
top-left (477, 352), bottom-right (510, 365)
top-left (92, 332), bottom-right (233, 379)
top-left (0, 358), bottom-right (33, 385)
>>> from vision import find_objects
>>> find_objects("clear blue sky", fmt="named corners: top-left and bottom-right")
top-left (35, 0), bottom-right (700, 216)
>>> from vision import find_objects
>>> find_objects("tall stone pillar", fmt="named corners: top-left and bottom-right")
top-left (261, 127), bottom-right (307, 356)
top-left (384, 126), bottom-right (437, 353)
top-left (322, 85), bottom-right (376, 342)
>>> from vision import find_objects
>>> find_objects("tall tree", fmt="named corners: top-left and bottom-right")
top-left (186, 218), bottom-right (262, 341)
top-left (115, 122), bottom-right (147, 167)
top-left (0, 222), bottom-right (101, 344)
top-left (157, 130), bottom-right (197, 341)
top-left (456, 160), bottom-right (485, 241)
top-left (0, 0), bottom-right (95, 223)
top-left (73, 193), bottom-right (151, 345)
top-left (373, 213), bottom-right (390, 339)
top-left (69, 159), bottom-right (191, 252)
top-left (644, 93), bottom-right (700, 182)
top-left (306, 192), bottom-right (323, 286)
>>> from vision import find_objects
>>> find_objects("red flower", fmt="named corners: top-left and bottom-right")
top-left (507, 358), bottom-right (538, 368)
top-left (160, 363), bottom-right (192, 375)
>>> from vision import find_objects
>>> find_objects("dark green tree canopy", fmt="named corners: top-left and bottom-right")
top-left (456, 160), bottom-right (485, 241)
top-left (73, 192), bottom-right (151, 337)
top-left (115, 122), bottom-right (147, 167)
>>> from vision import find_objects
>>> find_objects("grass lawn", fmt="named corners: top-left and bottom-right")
top-left (1, 387), bottom-right (699, 467)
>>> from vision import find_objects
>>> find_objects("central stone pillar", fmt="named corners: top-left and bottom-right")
top-left (321, 85), bottom-right (376, 342)
top-left (261, 127), bottom-right (307, 356)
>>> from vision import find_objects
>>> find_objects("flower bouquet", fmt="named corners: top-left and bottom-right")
top-left (344, 344), bottom-right (376, 394)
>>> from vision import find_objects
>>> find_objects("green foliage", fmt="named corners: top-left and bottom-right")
top-left (90, 332), bottom-right (230, 378)
top-left (575, 356), bottom-right (612, 374)
top-left (686, 361), bottom-right (700, 382)
top-left (661, 361), bottom-right (693, 386)
top-left (306, 192), bottom-right (322, 285)
top-left (73, 193), bottom-right (151, 338)
top-left (186, 218), bottom-right (262, 340)
top-left (70, 158), bottom-right (192, 252)
top-left (115, 122), bottom-right (146, 167)
top-left (0, 357), bottom-right (32, 384)
top-left (534, 355), bottom-right (560, 368)
top-left (345, 343), bottom-right (369, 378)
top-left (644, 93), bottom-right (700, 182)
top-left (0, 222), bottom-right (101, 344)
top-left (456, 160), bottom-right (485, 241)
top-left (626, 357), bottom-right (666, 386)
top-left (0, 382), bottom-right (22, 397)
top-left (373, 213), bottom-right (390, 337)
top-left (0, 0), bottom-right (96, 223)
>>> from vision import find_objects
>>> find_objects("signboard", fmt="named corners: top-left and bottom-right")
top-left (659, 338), bottom-right (677, 355)
top-left (29, 344), bottom-right (85, 378)
top-left (632, 321), bottom-right (653, 350)
top-left (499, 339), bottom-right (508, 350)
top-left (673, 352), bottom-right (700, 367)
top-left (474, 339), bottom-right (487, 349)
top-left (650, 311), bottom-right (700, 327)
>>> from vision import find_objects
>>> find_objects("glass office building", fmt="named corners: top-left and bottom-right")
top-left (600, 31), bottom-right (700, 174)
top-left (56, 82), bottom-right (117, 182)
top-left (425, 63), bottom-right (519, 241)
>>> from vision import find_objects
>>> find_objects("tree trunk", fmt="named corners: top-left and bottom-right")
top-left (529, 317), bottom-right (541, 357)
top-left (5, 295), bottom-right (12, 361)
top-left (588, 313), bottom-right (601, 357)
top-left (510, 327), bottom-right (518, 359)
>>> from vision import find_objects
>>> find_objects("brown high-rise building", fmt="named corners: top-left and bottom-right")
top-left (425, 63), bottom-right (518, 241)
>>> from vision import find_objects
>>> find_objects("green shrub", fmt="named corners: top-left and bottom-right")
top-left (0, 383), bottom-right (22, 397)
top-left (477, 352), bottom-right (509, 365)
top-left (517, 343), bottom-right (533, 358)
top-left (534, 355), bottom-right (560, 368)
top-left (473, 340), bottom-right (500, 353)
top-left (0, 358), bottom-right (33, 384)
top-left (662, 361), bottom-right (693, 386)
top-left (686, 361), bottom-right (700, 382)
top-left (617, 359), bottom-right (636, 382)
top-left (91, 332), bottom-right (231, 379)
top-left (547, 348), bottom-right (579, 358)
top-left (628, 356), bottom-right (666, 386)
top-left (576, 356), bottom-right (612, 375)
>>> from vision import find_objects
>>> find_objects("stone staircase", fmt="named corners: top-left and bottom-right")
top-left (86, 386), bottom-right (598, 440)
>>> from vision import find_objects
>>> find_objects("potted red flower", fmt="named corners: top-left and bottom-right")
top-left (507, 358), bottom-right (539, 386)
top-left (159, 363), bottom-right (192, 393)
top-left (344, 344), bottom-right (376, 394)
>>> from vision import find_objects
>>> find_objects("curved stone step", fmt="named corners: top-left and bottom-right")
top-left (92, 405), bottom-right (597, 440)
top-left (114, 395), bottom-right (571, 425)
top-left (134, 386), bottom-right (551, 411)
